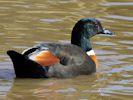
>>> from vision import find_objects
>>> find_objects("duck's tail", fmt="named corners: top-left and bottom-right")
top-left (7, 50), bottom-right (48, 78)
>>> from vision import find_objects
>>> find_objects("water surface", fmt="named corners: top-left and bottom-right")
top-left (0, 0), bottom-right (133, 100)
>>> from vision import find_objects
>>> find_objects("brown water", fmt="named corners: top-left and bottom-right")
top-left (0, 0), bottom-right (133, 100)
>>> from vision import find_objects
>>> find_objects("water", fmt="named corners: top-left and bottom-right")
top-left (0, 0), bottom-right (133, 100)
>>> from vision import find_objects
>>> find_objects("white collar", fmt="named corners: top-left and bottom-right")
top-left (86, 50), bottom-right (95, 56)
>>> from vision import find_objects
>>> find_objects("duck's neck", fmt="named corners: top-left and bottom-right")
top-left (80, 35), bottom-right (92, 51)
top-left (71, 33), bottom-right (92, 52)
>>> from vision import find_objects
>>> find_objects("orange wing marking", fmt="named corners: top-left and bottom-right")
top-left (30, 51), bottom-right (60, 66)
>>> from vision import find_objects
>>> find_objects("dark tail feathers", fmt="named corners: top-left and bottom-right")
top-left (7, 50), bottom-right (48, 78)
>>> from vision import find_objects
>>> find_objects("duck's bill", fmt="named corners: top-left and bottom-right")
top-left (100, 28), bottom-right (115, 35)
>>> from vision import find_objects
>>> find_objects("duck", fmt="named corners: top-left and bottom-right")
top-left (7, 18), bottom-right (114, 78)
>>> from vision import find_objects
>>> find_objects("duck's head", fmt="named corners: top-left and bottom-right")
top-left (71, 18), bottom-right (114, 52)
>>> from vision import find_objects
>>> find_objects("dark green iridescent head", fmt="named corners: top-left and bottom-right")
top-left (71, 18), bottom-right (114, 52)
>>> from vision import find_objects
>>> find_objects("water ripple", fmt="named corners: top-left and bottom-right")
top-left (99, 85), bottom-right (133, 96)
top-left (106, 15), bottom-right (133, 21)
top-left (55, 88), bottom-right (77, 93)
top-left (40, 18), bottom-right (63, 23)
top-left (101, 2), bottom-right (133, 6)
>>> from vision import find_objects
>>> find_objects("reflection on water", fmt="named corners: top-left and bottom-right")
top-left (0, 0), bottom-right (133, 100)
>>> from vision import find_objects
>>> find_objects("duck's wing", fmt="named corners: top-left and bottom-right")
top-left (43, 43), bottom-right (96, 78)
top-left (34, 42), bottom-right (96, 70)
